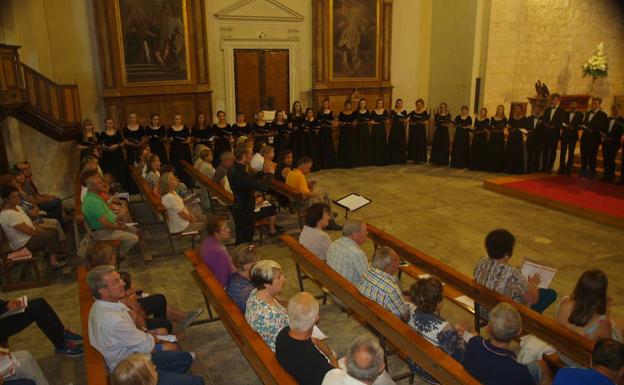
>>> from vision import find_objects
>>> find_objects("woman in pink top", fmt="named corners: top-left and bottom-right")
top-left (200, 215), bottom-right (236, 286)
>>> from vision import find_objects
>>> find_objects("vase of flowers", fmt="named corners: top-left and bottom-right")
top-left (582, 42), bottom-right (608, 93)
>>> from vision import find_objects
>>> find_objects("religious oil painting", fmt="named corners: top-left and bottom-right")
top-left (116, 0), bottom-right (190, 84)
top-left (330, 0), bottom-right (379, 80)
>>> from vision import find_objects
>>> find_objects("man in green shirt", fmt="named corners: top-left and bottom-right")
top-left (81, 173), bottom-right (138, 256)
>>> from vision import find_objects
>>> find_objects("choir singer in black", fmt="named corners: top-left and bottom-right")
top-left (579, 97), bottom-right (608, 179)
top-left (600, 104), bottom-right (623, 183)
top-left (558, 101), bottom-right (583, 175)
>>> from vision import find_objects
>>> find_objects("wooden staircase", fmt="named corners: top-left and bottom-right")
top-left (0, 44), bottom-right (81, 141)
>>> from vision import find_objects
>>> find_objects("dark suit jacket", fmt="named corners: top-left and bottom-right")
top-left (562, 111), bottom-right (583, 142)
top-left (604, 117), bottom-right (624, 148)
top-left (583, 109), bottom-right (609, 139)
top-left (227, 162), bottom-right (273, 212)
top-left (543, 105), bottom-right (565, 129)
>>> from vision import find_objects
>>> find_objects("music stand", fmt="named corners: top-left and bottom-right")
top-left (333, 193), bottom-right (372, 219)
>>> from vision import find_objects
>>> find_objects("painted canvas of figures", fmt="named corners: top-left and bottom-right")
top-left (117, 0), bottom-right (189, 83)
top-left (331, 0), bottom-right (378, 79)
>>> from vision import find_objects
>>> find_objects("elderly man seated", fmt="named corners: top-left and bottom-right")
top-left (553, 338), bottom-right (624, 385)
top-left (86, 265), bottom-right (203, 385)
top-left (81, 173), bottom-right (138, 258)
top-left (327, 219), bottom-right (369, 286)
top-left (462, 302), bottom-right (548, 385)
top-left (14, 161), bottom-right (63, 223)
top-left (358, 246), bottom-right (410, 321)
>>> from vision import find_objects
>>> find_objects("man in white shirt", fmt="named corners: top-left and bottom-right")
top-left (86, 265), bottom-right (203, 385)
top-left (249, 141), bottom-right (266, 172)
top-left (327, 220), bottom-right (369, 286)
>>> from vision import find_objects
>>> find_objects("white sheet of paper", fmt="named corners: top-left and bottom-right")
top-left (0, 296), bottom-right (28, 320)
top-left (156, 334), bottom-right (178, 343)
top-left (336, 194), bottom-right (371, 212)
top-left (454, 295), bottom-right (475, 312)
top-left (312, 325), bottom-right (328, 340)
top-left (519, 128), bottom-right (529, 134)
top-left (521, 260), bottom-right (557, 289)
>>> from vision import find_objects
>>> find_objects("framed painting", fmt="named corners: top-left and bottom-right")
top-left (114, 0), bottom-right (191, 85)
top-left (329, 0), bottom-right (380, 80)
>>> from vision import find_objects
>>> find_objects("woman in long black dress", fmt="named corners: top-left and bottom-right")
top-left (407, 99), bottom-right (429, 164)
top-left (487, 105), bottom-right (507, 172)
top-left (450, 105), bottom-right (472, 169)
top-left (430, 103), bottom-right (452, 166)
top-left (212, 111), bottom-right (233, 168)
top-left (167, 113), bottom-right (193, 186)
top-left (505, 105), bottom-right (526, 174)
top-left (77, 118), bottom-right (98, 162)
top-left (355, 99), bottom-right (371, 167)
top-left (99, 117), bottom-right (132, 191)
top-left (303, 107), bottom-right (321, 170)
top-left (388, 99), bottom-right (408, 164)
top-left (470, 107), bottom-right (490, 171)
top-left (272, 110), bottom-right (290, 156)
top-left (317, 99), bottom-right (336, 169)
top-left (146, 114), bottom-right (168, 163)
top-left (337, 100), bottom-right (358, 168)
top-left (192, 112), bottom-right (213, 152)
top-left (232, 111), bottom-right (253, 140)
top-left (122, 112), bottom-right (146, 167)
top-left (253, 111), bottom-right (271, 146)
top-left (370, 99), bottom-right (389, 166)
top-left (288, 101), bottom-right (306, 163)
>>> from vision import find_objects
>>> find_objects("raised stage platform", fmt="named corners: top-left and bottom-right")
top-left (483, 175), bottom-right (624, 230)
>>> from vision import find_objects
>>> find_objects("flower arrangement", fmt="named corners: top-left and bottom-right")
top-left (582, 42), bottom-right (608, 78)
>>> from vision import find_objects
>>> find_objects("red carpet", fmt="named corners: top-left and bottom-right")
top-left (502, 176), bottom-right (624, 219)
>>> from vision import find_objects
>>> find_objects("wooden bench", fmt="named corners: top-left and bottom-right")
top-left (280, 235), bottom-right (481, 385)
top-left (0, 231), bottom-right (49, 292)
top-left (77, 266), bottom-right (109, 385)
top-left (184, 249), bottom-right (298, 385)
top-left (366, 224), bottom-right (594, 367)
top-left (270, 179), bottom-right (306, 229)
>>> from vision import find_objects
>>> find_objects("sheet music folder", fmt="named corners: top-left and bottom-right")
top-left (333, 193), bottom-right (372, 218)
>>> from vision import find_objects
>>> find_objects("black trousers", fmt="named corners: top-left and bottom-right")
top-left (580, 134), bottom-right (600, 175)
top-left (526, 135), bottom-right (541, 173)
top-left (231, 208), bottom-right (254, 245)
top-left (0, 298), bottom-right (65, 347)
top-left (544, 130), bottom-right (560, 171)
top-left (559, 139), bottom-right (577, 173)
top-left (602, 140), bottom-right (619, 180)
top-left (139, 294), bottom-right (172, 333)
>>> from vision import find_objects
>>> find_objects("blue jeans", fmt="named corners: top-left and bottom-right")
top-left (38, 198), bottom-right (63, 223)
top-left (530, 288), bottom-right (557, 314)
top-left (152, 351), bottom-right (204, 385)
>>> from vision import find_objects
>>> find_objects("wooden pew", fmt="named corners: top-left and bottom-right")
top-left (184, 250), bottom-right (298, 385)
top-left (77, 266), bottom-right (109, 385)
top-left (180, 160), bottom-right (234, 208)
top-left (366, 224), bottom-right (593, 367)
top-left (270, 179), bottom-right (306, 228)
top-left (280, 235), bottom-right (481, 385)
top-left (74, 169), bottom-right (85, 251)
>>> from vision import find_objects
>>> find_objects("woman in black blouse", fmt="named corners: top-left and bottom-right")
top-left (232, 111), bottom-right (253, 140)
top-left (77, 118), bottom-right (98, 161)
top-left (469, 107), bottom-right (490, 171)
top-left (337, 100), bottom-right (358, 168)
top-left (212, 110), bottom-right (233, 167)
top-left (99, 117), bottom-right (132, 191)
top-left (487, 105), bottom-right (507, 172)
top-left (388, 99), bottom-right (408, 164)
top-left (272, 110), bottom-right (290, 156)
top-left (505, 105), bottom-right (526, 174)
top-left (253, 111), bottom-right (271, 146)
top-left (122, 112), bottom-right (146, 167)
top-left (355, 99), bottom-right (371, 167)
top-left (288, 101), bottom-right (306, 163)
top-left (407, 99), bottom-right (429, 164)
top-left (146, 114), bottom-right (168, 163)
top-left (167, 113), bottom-right (193, 186)
top-left (370, 98), bottom-right (389, 166)
top-left (192, 112), bottom-right (213, 151)
top-left (450, 105), bottom-right (472, 169)
top-left (430, 102), bottom-right (452, 166)
top-left (317, 99), bottom-right (336, 169)
top-left (303, 107), bottom-right (321, 170)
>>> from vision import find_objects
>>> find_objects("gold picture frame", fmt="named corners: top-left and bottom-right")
top-left (114, 0), bottom-right (191, 86)
top-left (328, 0), bottom-right (381, 81)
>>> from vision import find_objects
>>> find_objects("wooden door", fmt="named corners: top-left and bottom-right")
top-left (234, 49), bottom-right (289, 121)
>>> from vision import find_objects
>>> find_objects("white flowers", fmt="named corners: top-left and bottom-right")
top-left (582, 42), bottom-right (608, 78)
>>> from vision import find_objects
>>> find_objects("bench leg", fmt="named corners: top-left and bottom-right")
top-left (295, 263), bottom-right (305, 292)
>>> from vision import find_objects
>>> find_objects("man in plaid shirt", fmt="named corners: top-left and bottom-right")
top-left (357, 246), bottom-right (411, 322)
top-left (327, 220), bottom-right (370, 286)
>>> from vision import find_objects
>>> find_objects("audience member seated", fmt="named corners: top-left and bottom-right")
top-left (555, 269), bottom-right (622, 342)
top-left (407, 277), bottom-right (468, 384)
top-left (249, 141), bottom-right (266, 172)
top-left (144, 154), bottom-right (162, 195)
top-left (0, 296), bottom-right (83, 357)
top-left (358, 246), bottom-right (410, 321)
top-left (159, 165), bottom-right (192, 198)
top-left (193, 145), bottom-right (215, 210)
top-left (118, 271), bottom-right (203, 333)
top-left (86, 240), bottom-right (117, 268)
top-left (86, 265), bottom-right (203, 385)
top-left (199, 216), bottom-right (235, 287)
top-left (299, 203), bottom-right (332, 261)
top-left (245, 260), bottom-right (288, 351)
top-left (462, 303), bottom-right (548, 385)
top-left (160, 172), bottom-right (205, 235)
top-left (14, 162), bottom-right (63, 223)
top-left (82, 173), bottom-right (139, 258)
top-left (212, 151), bottom-right (235, 195)
top-left (553, 339), bottom-right (624, 385)
top-left (112, 353), bottom-right (158, 385)
top-left (322, 334), bottom-right (393, 385)
top-left (0, 185), bottom-right (68, 270)
top-left (327, 219), bottom-right (370, 286)
top-left (136, 144), bottom-right (151, 177)
top-left (473, 229), bottom-right (556, 319)
top-left (276, 292), bottom-right (337, 385)
top-left (276, 149), bottom-right (294, 182)
top-left (226, 243), bottom-right (261, 313)
top-left (100, 177), bottom-right (132, 223)
top-left (260, 145), bottom-right (276, 174)
top-left (0, 350), bottom-right (49, 385)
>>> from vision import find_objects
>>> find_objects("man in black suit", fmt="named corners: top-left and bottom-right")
top-left (526, 106), bottom-right (545, 173)
top-left (542, 93), bottom-right (565, 173)
top-left (601, 104), bottom-right (623, 183)
top-left (579, 97), bottom-right (609, 179)
top-left (558, 101), bottom-right (583, 175)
